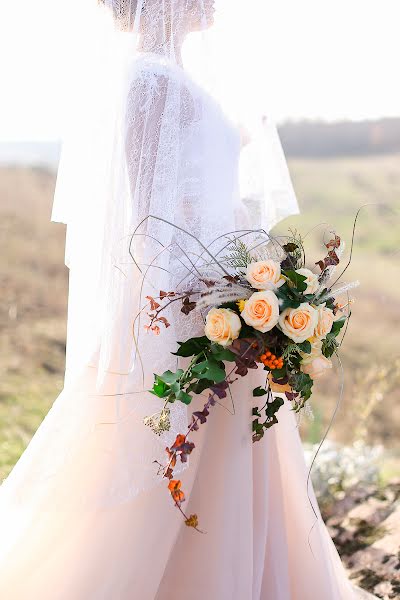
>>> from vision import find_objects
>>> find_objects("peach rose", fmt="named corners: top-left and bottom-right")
top-left (300, 339), bottom-right (323, 364)
top-left (204, 308), bottom-right (241, 347)
top-left (279, 303), bottom-right (318, 343)
top-left (301, 355), bottom-right (332, 380)
top-left (245, 260), bottom-right (284, 291)
top-left (314, 305), bottom-right (334, 339)
top-left (241, 290), bottom-right (280, 333)
top-left (296, 268), bottom-right (320, 295)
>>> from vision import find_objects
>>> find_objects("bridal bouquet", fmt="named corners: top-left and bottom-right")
top-left (140, 225), bottom-right (358, 531)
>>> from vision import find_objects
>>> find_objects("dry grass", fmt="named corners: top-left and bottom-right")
top-left (0, 167), bottom-right (67, 478)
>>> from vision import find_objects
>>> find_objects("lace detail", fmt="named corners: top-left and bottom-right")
top-left (101, 0), bottom-right (211, 42)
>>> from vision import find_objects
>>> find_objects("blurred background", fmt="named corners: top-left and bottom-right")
top-left (0, 0), bottom-right (399, 596)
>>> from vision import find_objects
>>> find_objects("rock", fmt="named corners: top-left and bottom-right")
top-left (323, 481), bottom-right (400, 599)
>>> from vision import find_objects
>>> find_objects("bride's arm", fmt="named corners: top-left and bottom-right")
top-left (124, 67), bottom-right (198, 229)
top-left (124, 71), bottom-right (169, 222)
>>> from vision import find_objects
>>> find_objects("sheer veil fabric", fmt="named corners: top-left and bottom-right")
top-left (0, 0), bottom-right (376, 598)
top-left (51, 0), bottom-right (300, 504)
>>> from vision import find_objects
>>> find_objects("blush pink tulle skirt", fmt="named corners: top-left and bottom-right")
top-left (0, 366), bottom-right (370, 599)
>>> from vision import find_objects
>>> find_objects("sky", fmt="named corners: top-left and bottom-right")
top-left (0, 0), bottom-right (399, 142)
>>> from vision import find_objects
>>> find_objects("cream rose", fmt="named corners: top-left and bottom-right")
top-left (301, 355), bottom-right (332, 380)
top-left (314, 305), bottom-right (334, 339)
top-left (245, 260), bottom-right (284, 291)
top-left (204, 308), bottom-right (241, 347)
top-left (241, 290), bottom-right (280, 333)
top-left (296, 268), bottom-right (320, 295)
top-left (300, 339), bottom-right (323, 364)
top-left (279, 303), bottom-right (318, 343)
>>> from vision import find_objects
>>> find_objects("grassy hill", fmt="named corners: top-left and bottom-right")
top-left (0, 155), bottom-right (399, 481)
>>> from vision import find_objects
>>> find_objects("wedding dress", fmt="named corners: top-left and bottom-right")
top-left (0, 1), bottom-right (376, 598)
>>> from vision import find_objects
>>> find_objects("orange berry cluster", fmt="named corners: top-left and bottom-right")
top-left (259, 351), bottom-right (284, 370)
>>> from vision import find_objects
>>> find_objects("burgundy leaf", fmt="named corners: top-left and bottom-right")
top-left (164, 467), bottom-right (174, 480)
top-left (190, 416), bottom-right (200, 431)
top-left (157, 316), bottom-right (170, 328)
top-left (315, 250), bottom-right (340, 272)
top-left (210, 380), bottom-right (229, 399)
top-left (193, 408), bottom-right (210, 425)
top-left (285, 391), bottom-right (299, 401)
top-left (160, 290), bottom-right (175, 299)
top-left (181, 297), bottom-right (197, 315)
top-left (146, 296), bottom-right (161, 311)
top-left (201, 279), bottom-right (216, 288)
top-left (208, 394), bottom-right (217, 407)
top-left (325, 235), bottom-right (341, 250)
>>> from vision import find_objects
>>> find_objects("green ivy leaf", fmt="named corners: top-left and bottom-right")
top-left (281, 298), bottom-right (302, 311)
top-left (192, 358), bottom-right (226, 383)
top-left (187, 378), bottom-right (215, 395)
top-left (290, 371), bottom-right (313, 401)
top-left (169, 382), bottom-right (181, 394)
top-left (265, 397), bottom-right (284, 418)
top-left (210, 344), bottom-right (236, 362)
top-left (252, 420), bottom-right (264, 436)
top-left (253, 386), bottom-right (268, 397)
top-left (325, 296), bottom-right (336, 311)
top-left (331, 316), bottom-right (347, 335)
top-left (176, 390), bottom-right (193, 405)
top-left (271, 367), bottom-right (287, 379)
top-left (150, 377), bottom-right (170, 398)
top-left (276, 286), bottom-right (302, 311)
top-left (283, 270), bottom-right (308, 293)
top-left (322, 333), bottom-right (338, 358)
top-left (173, 337), bottom-right (209, 358)
top-left (297, 340), bottom-right (312, 354)
top-left (158, 370), bottom-right (184, 384)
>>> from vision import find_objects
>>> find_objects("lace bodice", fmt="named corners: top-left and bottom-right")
top-left (124, 53), bottom-right (247, 242)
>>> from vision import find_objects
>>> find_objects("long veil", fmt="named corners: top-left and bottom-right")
top-left (1, 0), bottom-right (299, 513)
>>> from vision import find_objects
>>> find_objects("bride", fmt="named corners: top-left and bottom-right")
top-left (0, 0), bottom-right (376, 598)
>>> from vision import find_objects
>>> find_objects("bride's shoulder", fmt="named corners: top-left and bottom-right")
top-left (125, 53), bottom-right (203, 119)
top-left (127, 53), bottom-right (199, 97)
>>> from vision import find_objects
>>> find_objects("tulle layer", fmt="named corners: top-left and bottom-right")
top-left (0, 366), bottom-right (368, 599)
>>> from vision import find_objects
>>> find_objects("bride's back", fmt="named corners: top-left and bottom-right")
top-left (124, 52), bottom-right (244, 241)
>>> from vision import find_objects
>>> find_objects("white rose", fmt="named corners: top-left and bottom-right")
top-left (245, 260), bottom-right (284, 291)
top-left (279, 303), bottom-right (318, 343)
top-left (204, 308), bottom-right (242, 347)
top-left (314, 305), bottom-right (335, 339)
top-left (296, 268), bottom-right (320, 295)
top-left (301, 355), bottom-right (332, 380)
top-left (241, 290), bottom-right (280, 333)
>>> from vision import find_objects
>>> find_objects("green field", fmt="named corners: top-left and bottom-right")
top-left (0, 155), bottom-right (399, 481)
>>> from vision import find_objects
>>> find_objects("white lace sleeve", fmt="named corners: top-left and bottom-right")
top-left (125, 71), bottom-right (169, 223)
top-left (124, 62), bottom-right (198, 231)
